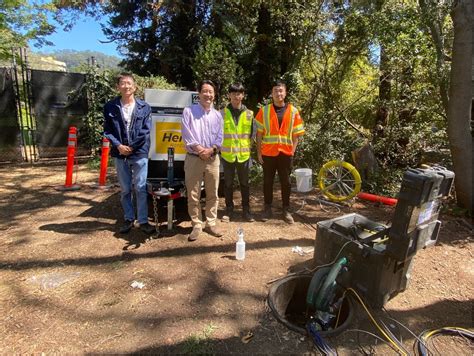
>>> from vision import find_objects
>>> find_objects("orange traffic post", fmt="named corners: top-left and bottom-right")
top-left (55, 126), bottom-right (81, 191)
top-left (92, 137), bottom-right (112, 189)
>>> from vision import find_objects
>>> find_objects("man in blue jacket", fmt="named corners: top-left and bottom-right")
top-left (103, 72), bottom-right (155, 235)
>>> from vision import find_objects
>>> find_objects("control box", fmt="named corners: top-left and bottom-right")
top-left (313, 166), bottom-right (454, 308)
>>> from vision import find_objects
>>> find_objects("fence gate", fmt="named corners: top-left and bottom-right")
top-left (8, 48), bottom-right (90, 162)
top-left (30, 69), bottom-right (89, 158)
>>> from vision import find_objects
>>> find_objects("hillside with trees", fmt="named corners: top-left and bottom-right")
top-left (33, 49), bottom-right (122, 72)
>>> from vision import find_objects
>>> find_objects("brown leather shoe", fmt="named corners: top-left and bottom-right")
top-left (188, 228), bottom-right (201, 242)
top-left (203, 225), bottom-right (223, 237)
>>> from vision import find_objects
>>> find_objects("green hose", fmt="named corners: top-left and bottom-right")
top-left (306, 266), bottom-right (332, 308)
top-left (314, 257), bottom-right (347, 311)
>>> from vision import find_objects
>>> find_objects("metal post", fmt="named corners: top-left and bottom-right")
top-left (11, 49), bottom-right (27, 162)
top-left (22, 48), bottom-right (38, 161)
top-left (167, 198), bottom-right (174, 231)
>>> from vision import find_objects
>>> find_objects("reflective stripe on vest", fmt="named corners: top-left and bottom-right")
top-left (261, 104), bottom-right (296, 156)
top-left (221, 108), bottom-right (252, 163)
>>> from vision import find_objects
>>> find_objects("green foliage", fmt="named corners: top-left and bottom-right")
top-left (181, 323), bottom-right (217, 355)
top-left (98, 1), bottom-right (210, 88)
top-left (249, 159), bottom-right (264, 185)
top-left (294, 121), bottom-right (365, 173)
top-left (86, 156), bottom-right (102, 170)
top-left (442, 201), bottom-right (472, 218)
top-left (192, 36), bottom-right (242, 103)
top-left (86, 155), bottom-right (115, 170)
top-left (80, 65), bottom-right (115, 153)
top-left (133, 74), bottom-right (177, 98)
top-left (0, 1), bottom-right (56, 60)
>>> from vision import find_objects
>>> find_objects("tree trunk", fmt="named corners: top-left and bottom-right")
top-left (373, 45), bottom-right (391, 142)
top-left (255, 4), bottom-right (273, 102)
top-left (447, 0), bottom-right (473, 211)
top-left (418, 0), bottom-right (450, 114)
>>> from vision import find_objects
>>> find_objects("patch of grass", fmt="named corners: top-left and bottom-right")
top-left (442, 204), bottom-right (472, 218)
top-left (86, 156), bottom-right (115, 170)
top-left (181, 323), bottom-right (218, 355)
top-left (110, 261), bottom-right (126, 270)
top-left (86, 156), bottom-right (102, 170)
top-left (101, 295), bottom-right (121, 307)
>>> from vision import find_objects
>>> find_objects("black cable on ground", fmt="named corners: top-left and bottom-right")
top-left (380, 309), bottom-right (434, 356)
top-left (343, 328), bottom-right (398, 354)
top-left (416, 327), bottom-right (474, 356)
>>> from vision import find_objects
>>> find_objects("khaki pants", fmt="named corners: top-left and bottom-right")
top-left (184, 154), bottom-right (220, 229)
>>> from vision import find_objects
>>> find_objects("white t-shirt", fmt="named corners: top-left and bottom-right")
top-left (120, 100), bottom-right (136, 134)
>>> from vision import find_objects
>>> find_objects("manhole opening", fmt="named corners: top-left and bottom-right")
top-left (269, 274), bottom-right (354, 336)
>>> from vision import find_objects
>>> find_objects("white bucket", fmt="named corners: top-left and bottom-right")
top-left (294, 168), bottom-right (313, 192)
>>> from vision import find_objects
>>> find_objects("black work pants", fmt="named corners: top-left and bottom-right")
top-left (222, 158), bottom-right (251, 210)
top-left (263, 153), bottom-right (292, 208)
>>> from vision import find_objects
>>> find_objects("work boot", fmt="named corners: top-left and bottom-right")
top-left (139, 222), bottom-right (156, 235)
top-left (261, 205), bottom-right (272, 222)
top-left (221, 207), bottom-right (234, 223)
top-left (204, 225), bottom-right (224, 237)
top-left (119, 220), bottom-right (134, 234)
top-left (242, 208), bottom-right (255, 222)
top-left (283, 207), bottom-right (294, 224)
top-left (188, 227), bottom-right (202, 242)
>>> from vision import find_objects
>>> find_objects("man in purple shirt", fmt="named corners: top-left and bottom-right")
top-left (181, 80), bottom-right (224, 241)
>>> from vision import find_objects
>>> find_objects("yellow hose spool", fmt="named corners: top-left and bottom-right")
top-left (317, 160), bottom-right (362, 202)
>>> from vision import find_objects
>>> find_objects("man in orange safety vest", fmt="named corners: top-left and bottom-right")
top-left (255, 80), bottom-right (305, 224)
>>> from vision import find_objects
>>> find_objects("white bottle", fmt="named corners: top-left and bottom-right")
top-left (236, 228), bottom-right (245, 261)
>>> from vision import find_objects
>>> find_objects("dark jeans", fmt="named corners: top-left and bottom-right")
top-left (263, 153), bottom-right (292, 208)
top-left (222, 158), bottom-right (250, 210)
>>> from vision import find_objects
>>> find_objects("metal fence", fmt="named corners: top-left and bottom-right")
top-left (30, 69), bottom-right (90, 158)
top-left (0, 49), bottom-right (91, 163)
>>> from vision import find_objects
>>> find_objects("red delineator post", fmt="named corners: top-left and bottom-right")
top-left (55, 126), bottom-right (81, 191)
top-left (65, 126), bottom-right (77, 187)
top-left (98, 137), bottom-right (110, 186)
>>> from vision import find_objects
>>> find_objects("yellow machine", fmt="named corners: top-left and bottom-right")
top-left (145, 89), bottom-right (199, 230)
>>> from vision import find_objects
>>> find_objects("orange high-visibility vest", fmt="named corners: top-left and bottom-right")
top-left (255, 103), bottom-right (304, 156)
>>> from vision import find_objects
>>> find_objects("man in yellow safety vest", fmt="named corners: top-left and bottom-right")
top-left (220, 83), bottom-right (255, 222)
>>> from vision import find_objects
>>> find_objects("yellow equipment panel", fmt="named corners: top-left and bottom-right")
top-left (154, 121), bottom-right (186, 155)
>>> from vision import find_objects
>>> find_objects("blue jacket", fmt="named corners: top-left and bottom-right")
top-left (103, 97), bottom-right (151, 159)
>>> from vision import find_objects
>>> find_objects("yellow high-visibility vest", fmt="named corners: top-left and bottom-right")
top-left (221, 108), bottom-right (253, 163)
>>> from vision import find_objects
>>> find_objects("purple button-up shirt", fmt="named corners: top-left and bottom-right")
top-left (181, 103), bottom-right (223, 153)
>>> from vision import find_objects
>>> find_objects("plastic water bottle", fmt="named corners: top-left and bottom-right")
top-left (236, 228), bottom-right (245, 261)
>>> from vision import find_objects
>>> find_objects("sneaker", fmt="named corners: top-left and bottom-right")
top-left (188, 227), bottom-right (202, 242)
top-left (283, 208), bottom-right (294, 224)
top-left (243, 209), bottom-right (255, 222)
top-left (203, 225), bottom-right (223, 237)
top-left (140, 222), bottom-right (156, 235)
top-left (119, 220), bottom-right (134, 234)
top-left (261, 205), bottom-right (272, 222)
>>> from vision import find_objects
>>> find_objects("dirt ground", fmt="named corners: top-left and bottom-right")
top-left (0, 162), bottom-right (472, 355)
